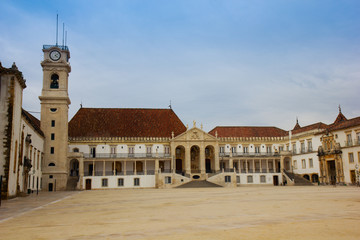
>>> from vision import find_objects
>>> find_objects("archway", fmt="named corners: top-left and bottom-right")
top-left (205, 145), bottom-right (215, 173)
top-left (311, 174), bottom-right (319, 183)
top-left (175, 146), bottom-right (185, 174)
top-left (303, 174), bottom-right (310, 181)
top-left (69, 159), bottom-right (79, 177)
top-left (190, 145), bottom-right (200, 173)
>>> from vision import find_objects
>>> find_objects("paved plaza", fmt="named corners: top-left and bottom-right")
top-left (0, 186), bottom-right (360, 239)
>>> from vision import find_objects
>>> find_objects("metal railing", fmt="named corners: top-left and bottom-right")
top-left (220, 152), bottom-right (279, 157)
top-left (84, 153), bottom-right (171, 159)
top-left (43, 44), bottom-right (69, 51)
top-left (345, 139), bottom-right (360, 147)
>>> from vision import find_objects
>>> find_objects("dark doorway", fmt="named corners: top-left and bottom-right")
top-left (70, 159), bottom-right (79, 177)
top-left (89, 164), bottom-right (93, 176)
top-left (206, 159), bottom-right (211, 173)
top-left (176, 159), bottom-right (183, 174)
top-left (273, 176), bottom-right (279, 186)
top-left (48, 183), bottom-right (53, 192)
top-left (327, 160), bottom-right (336, 185)
top-left (350, 170), bottom-right (356, 184)
top-left (303, 174), bottom-right (310, 181)
top-left (85, 179), bottom-right (92, 190)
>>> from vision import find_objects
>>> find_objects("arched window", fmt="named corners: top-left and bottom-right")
top-left (50, 74), bottom-right (59, 89)
top-left (48, 162), bottom-right (56, 166)
top-left (73, 148), bottom-right (79, 152)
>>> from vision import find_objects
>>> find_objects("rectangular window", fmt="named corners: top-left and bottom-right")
top-left (111, 146), bottom-right (116, 154)
top-left (118, 178), bottom-right (124, 186)
top-left (50, 147), bottom-right (54, 154)
top-left (147, 146), bottom-right (152, 154)
top-left (129, 147), bottom-right (134, 157)
top-left (349, 153), bottom-right (354, 163)
top-left (231, 147), bottom-right (236, 153)
top-left (51, 120), bottom-right (55, 127)
top-left (165, 146), bottom-right (170, 155)
top-left (301, 142), bottom-right (305, 153)
top-left (219, 146), bottom-right (225, 153)
top-left (260, 175), bottom-right (266, 183)
top-left (243, 147), bottom-right (248, 153)
top-left (293, 160), bottom-right (297, 169)
top-left (90, 147), bottom-right (96, 158)
top-left (279, 146), bottom-right (284, 152)
top-left (255, 146), bottom-right (260, 153)
top-left (302, 159), bottom-right (306, 169)
top-left (308, 140), bottom-right (313, 152)
top-left (51, 133), bottom-right (55, 140)
top-left (102, 178), bottom-right (108, 187)
top-left (286, 145), bottom-right (289, 151)
top-left (292, 144), bottom-right (296, 154)
top-left (225, 175), bottom-right (231, 183)
top-left (266, 146), bottom-right (272, 153)
top-left (247, 175), bottom-right (253, 183)
top-left (357, 132), bottom-right (360, 145)
top-left (347, 134), bottom-right (352, 146)
top-left (236, 176), bottom-right (240, 184)
top-left (134, 178), bottom-right (140, 186)
top-left (165, 176), bottom-right (172, 184)
top-left (309, 158), bottom-right (313, 168)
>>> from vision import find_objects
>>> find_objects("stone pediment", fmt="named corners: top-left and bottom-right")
top-left (173, 127), bottom-right (217, 142)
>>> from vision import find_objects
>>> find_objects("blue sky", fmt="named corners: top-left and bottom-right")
top-left (1, 0), bottom-right (359, 131)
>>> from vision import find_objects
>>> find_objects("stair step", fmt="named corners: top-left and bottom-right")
top-left (176, 180), bottom-right (222, 188)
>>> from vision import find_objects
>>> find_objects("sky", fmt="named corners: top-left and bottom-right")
top-left (1, 0), bottom-right (359, 132)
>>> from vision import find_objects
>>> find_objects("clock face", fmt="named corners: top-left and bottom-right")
top-left (50, 50), bottom-right (61, 61)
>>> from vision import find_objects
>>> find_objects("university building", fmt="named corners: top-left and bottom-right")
top-left (1, 44), bottom-right (359, 198)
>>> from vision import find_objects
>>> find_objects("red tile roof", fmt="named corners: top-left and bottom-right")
top-left (68, 108), bottom-right (186, 138)
top-left (208, 126), bottom-right (288, 138)
top-left (22, 109), bottom-right (44, 137)
top-left (291, 122), bottom-right (328, 135)
top-left (327, 116), bottom-right (360, 132)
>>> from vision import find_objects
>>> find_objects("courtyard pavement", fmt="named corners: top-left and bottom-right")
top-left (0, 186), bottom-right (359, 240)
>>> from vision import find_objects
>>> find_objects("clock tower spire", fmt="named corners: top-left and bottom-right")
top-left (39, 44), bottom-right (71, 191)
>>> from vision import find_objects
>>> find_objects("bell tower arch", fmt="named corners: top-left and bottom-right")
top-left (39, 44), bottom-right (71, 191)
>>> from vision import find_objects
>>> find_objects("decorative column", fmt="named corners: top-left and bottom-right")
top-left (103, 161), bottom-right (105, 176)
top-left (185, 145), bottom-right (191, 174)
top-left (113, 161), bottom-right (116, 176)
top-left (144, 160), bottom-right (147, 175)
top-left (92, 160), bottom-right (95, 176)
top-left (79, 158), bottom-right (84, 189)
top-left (124, 161), bottom-right (127, 176)
top-left (229, 151), bottom-right (233, 170)
top-left (155, 159), bottom-right (159, 174)
top-left (245, 160), bottom-right (248, 173)
top-left (134, 161), bottom-right (137, 175)
top-left (214, 144), bottom-right (220, 173)
top-left (200, 144), bottom-right (205, 174)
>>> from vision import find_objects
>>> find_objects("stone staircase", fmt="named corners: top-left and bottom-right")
top-left (66, 176), bottom-right (79, 190)
top-left (283, 170), bottom-right (313, 186)
top-left (176, 180), bottom-right (222, 188)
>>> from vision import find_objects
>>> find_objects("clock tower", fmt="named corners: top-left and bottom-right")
top-left (39, 45), bottom-right (71, 191)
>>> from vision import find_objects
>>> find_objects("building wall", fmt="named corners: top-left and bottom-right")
top-left (20, 116), bottom-right (44, 191)
top-left (6, 77), bottom-right (24, 198)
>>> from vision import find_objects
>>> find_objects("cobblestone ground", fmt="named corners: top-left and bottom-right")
top-left (0, 186), bottom-right (359, 240)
